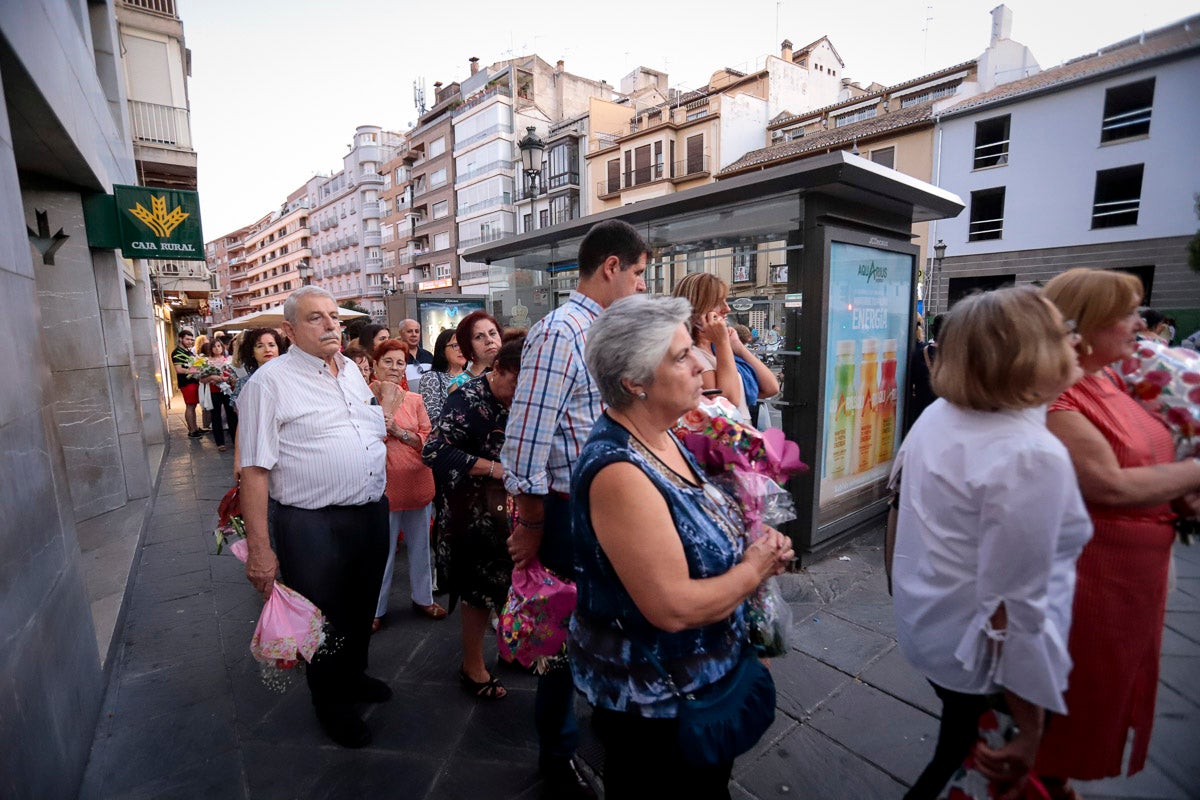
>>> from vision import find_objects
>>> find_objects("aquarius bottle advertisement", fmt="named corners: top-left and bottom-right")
top-left (819, 241), bottom-right (912, 524)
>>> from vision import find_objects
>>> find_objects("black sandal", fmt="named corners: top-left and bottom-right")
top-left (459, 668), bottom-right (506, 700)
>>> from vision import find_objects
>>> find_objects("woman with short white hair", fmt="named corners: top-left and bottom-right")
top-left (570, 294), bottom-right (792, 798)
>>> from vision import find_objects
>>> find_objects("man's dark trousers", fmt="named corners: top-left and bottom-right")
top-left (273, 496), bottom-right (389, 705)
top-left (534, 492), bottom-right (580, 766)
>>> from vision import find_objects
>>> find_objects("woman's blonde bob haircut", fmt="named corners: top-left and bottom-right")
top-left (672, 272), bottom-right (728, 338)
top-left (1042, 267), bottom-right (1143, 348)
top-left (932, 285), bottom-right (1076, 411)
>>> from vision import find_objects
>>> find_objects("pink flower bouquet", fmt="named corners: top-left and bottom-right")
top-left (1116, 339), bottom-right (1200, 543)
top-left (1117, 339), bottom-right (1200, 460)
top-left (673, 401), bottom-right (808, 656)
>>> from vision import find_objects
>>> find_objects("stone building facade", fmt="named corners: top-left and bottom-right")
top-left (0, 1), bottom-right (181, 796)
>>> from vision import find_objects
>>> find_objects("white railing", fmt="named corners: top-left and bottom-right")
top-left (128, 100), bottom-right (192, 149)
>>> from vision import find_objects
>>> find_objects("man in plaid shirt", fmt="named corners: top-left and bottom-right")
top-left (503, 219), bottom-right (649, 798)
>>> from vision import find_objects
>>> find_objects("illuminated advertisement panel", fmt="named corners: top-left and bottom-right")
top-left (817, 241), bottom-right (913, 525)
top-left (416, 298), bottom-right (485, 348)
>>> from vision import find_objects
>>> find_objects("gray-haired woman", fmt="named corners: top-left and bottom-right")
top-left (569, 294), bottom-right (793, 799)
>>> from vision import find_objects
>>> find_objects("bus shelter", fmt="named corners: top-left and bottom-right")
top-left (463, 152), bottom-right (963, 557)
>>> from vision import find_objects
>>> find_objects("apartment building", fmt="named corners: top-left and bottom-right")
top-left (205, 224), bottom-right (251, 323)
top-left (405, 86), bottom-right (461, 294)
top-left (115, 0), bottom-right (211, 330)
top-left (448, 56), bottom-right (613, 294)
top-left (715, 7), bottom-right (1039, 313)
top-left (931, 14), bottom-right (1200, 315)
top-left (229, 187), bottom-right (314, 315)
top-left (309, 125), bottom-right (403, 320)
top-left (576, 40), bottom-right (849, 298)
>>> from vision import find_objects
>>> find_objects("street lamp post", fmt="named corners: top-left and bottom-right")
top-left (517, 126), bottom-right (545, 231)
top-left (297, 259), bottom-right (313, 286)
top-left (931, 239), bottom-right (947, 315)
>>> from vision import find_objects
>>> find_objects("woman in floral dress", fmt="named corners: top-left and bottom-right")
top-left (423, 332), bottom-right (524, 700)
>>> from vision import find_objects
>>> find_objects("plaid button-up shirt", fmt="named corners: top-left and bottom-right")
top-left (502, 291), bottom-right (605, 496)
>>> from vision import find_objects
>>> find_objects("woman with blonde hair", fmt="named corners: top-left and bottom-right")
top-left (672, 272), bottom-right (777, 422)
top-left (892, 285), bottom-right (1092, 800)
top-left (1035, 268), bottom-right (1200, 799)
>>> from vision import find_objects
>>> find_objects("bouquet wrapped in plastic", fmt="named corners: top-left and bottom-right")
top-left (1116, 339), bottom-right (1200, 543)
top-left (1117, 339), bottom-right (1200, 460)
top-left (189, 354), bottom-right (234, 394)
top-left (674, 400), bottom-right (807, 656)
top-left (216, 487), bottom-right (337, 690)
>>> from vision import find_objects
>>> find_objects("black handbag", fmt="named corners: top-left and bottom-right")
top-left (482, 478), bottom-right (509, 527)
top-left (642, 643), bottom-right (776, 767)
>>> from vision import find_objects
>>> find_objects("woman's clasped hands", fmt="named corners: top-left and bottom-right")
top-left (742, 525), bottom-right (794, 581)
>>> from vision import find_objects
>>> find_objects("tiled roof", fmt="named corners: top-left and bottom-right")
top-left (768, 60), bottom-right (975, 129)
top-left (940, 16), bottom-right (1200, 118)
top-left (719, 101), bottom-right (935, 176)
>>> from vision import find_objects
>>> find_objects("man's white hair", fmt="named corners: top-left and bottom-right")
top-left (282, 286), bottom-right (337, 325)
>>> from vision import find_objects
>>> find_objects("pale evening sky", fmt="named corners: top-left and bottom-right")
top-left (176, 0), bottom-right (1197, 239)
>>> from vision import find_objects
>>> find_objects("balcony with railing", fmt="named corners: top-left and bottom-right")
top-left (360, 201), bottom-right (380, 219)
top-left (451, 84), bottom-right (512, 119)
top-left (121, 0), bottom-right (177, 17)
top-left (128, 100), bottom-right (192, 150)
top-left (670, 155), bottom-right (710, 183)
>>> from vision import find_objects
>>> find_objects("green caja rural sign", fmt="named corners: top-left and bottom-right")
top-left (84, 184), bottom-right (205, 260)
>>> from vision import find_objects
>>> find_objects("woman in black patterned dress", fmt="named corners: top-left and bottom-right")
top-left (423, 332), bottom-right (524, 700)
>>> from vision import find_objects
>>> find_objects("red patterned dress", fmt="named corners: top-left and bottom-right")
top-left (1036, 369), bottom-right (1176, 779)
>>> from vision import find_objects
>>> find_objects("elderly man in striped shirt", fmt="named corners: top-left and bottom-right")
top-left (503, 219), bottom-right (649, 797)
top-left (237, 286), bottom-right (391, 749)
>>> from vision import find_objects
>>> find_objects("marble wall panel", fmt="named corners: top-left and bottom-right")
top-left (0, 262), bottom-right (43, 430)
top-left (0, 556), bottom-right (102, 800)
top-left (50, 366), bottom-right (126, 521)
top-left (93, 249), bottom-right (125, 311)
top-left (24, 191), bottom-right (107, 374)
top-left (0, 82), bottom-right (33, 282)
top-left (107, 361), bottom-right (141, 435)
top-left (118, 430), bottom-right (151, 500)
top-left (0, 409), bottom-right (65, 637)
top-left (100, 307), bottom-right (133, 368)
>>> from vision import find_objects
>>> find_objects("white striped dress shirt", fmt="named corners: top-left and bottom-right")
top-left (237, 346), bottom-right (387, 509)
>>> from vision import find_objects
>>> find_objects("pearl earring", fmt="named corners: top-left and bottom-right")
top-left (637, 391), bottom-right (647, 400)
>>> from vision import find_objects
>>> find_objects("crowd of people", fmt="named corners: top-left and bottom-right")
top-left (166, 222), bottom-right (1188, 798)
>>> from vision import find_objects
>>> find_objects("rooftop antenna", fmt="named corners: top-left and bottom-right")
top-left (921, 4), bottom-right (934, 69)
top-left (413, 78), bottom-right (427, 115)
top-left (776, 0), bottom-right (783, 46)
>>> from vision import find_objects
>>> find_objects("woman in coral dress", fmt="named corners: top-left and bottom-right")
top-left (1039, 269), bottom-right (1200, 798)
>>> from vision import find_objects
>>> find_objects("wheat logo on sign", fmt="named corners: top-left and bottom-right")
top-left (128, 195), bottom-right (189, 238)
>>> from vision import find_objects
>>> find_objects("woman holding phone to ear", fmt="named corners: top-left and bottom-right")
top-left (672, 273), bottom-right (777, 423)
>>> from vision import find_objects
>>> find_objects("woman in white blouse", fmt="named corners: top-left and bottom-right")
top-left (890, 286), bottom-right (1092, 800)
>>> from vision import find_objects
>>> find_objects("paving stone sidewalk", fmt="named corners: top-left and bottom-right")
top-left (78, 404), bottom-right (1200, 799)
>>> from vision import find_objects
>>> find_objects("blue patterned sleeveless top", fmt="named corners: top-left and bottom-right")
top-left (568, 413), bottom-right (748, 718)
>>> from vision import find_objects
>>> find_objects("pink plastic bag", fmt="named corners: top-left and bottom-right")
top-left (497, 559), bottom-right (577, 668)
